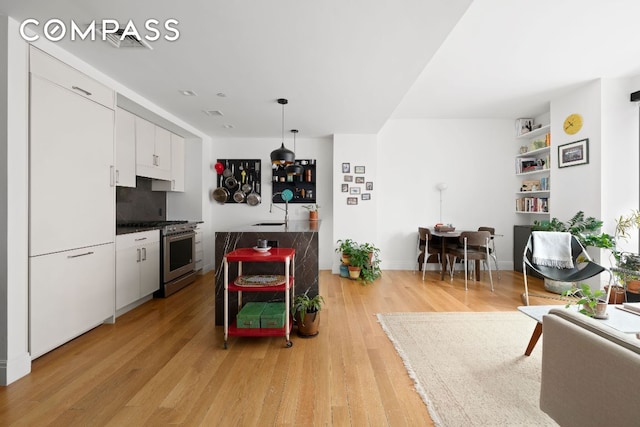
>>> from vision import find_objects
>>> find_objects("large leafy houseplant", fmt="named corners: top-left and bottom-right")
top-left (533, 211), bottom-right (614, 250)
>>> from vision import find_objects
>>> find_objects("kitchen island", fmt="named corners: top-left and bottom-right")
top-left (214, 220), bottom-right (320, 325)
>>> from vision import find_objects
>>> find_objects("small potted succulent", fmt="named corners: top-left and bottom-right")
top-left (302, 204), bottom-right (320, 221)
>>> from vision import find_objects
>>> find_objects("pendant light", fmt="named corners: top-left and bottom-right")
top-left (285, 129), bottom-right (303, 176)
top-left (270, 98), bottom-right (295, 165)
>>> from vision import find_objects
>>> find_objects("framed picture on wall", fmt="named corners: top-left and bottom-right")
top-left (361, 193), bottom-right (371, 200)
top-left (355, 176), bottom-right (365, 184)
top-left (354, 166), bottom-right (365, 174)
top-left (344, 175), bottom-right (353, 182)
top-left (366, 181), bottom-right (373, 191)
top-left (558, 138), bottom-right (589, 168)
top-left (350, 187), bottom-right (360, 195)
top-left (341, 184), bottom-right (348, 192)
top-left (347, 197), bottom-right (358, 205)
top-left (342, 163), bottom-right (350, 173)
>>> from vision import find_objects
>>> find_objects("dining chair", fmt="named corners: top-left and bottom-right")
top-left (522, 231), bottom-right (612, 305)
top-left (417, 227), bottom-right (441, 280)
top-left (478, 226), bottom-right (501, 280)
top-left (446, 230), bottom-right (494, 291)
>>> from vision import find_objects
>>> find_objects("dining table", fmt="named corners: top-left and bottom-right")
top-left (429, 228), bottom-right (462, 280)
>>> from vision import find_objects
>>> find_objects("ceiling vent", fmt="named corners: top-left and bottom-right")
top-left (98, 28), bottom-right (152, 49)
top-left (203, 110), bottom-right (224, 117)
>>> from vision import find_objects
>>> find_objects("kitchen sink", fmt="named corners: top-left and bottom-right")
top-left (253, 222), bottom-right (286, 226)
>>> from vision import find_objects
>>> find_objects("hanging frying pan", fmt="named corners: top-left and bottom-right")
top-left (246, 181), bottom-right (261, 206)
top-left (212, 175), bottom-right (229, 204)
top-left (225, 164), bottom-right (238, 188)
top-left (233, 181), bottom-right (246, 203)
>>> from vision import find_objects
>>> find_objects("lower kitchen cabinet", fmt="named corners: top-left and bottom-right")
top-left (116, 230), bottom-right (160, 312)
top-left (29, 243), bottom-right (115, 359)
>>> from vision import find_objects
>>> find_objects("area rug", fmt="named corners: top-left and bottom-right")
top-left (377, 311), bottom-right (557, 426)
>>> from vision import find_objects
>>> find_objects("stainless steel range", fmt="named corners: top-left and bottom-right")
top-left (156, 221), bottom-right (198, 297)
top-left (117, 220), bottom-right (198, 297)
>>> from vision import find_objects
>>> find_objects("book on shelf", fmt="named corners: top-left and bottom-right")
top-left (516, 197), bottom-right (549, 213)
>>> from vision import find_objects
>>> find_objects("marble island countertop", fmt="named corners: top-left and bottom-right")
top-left (227, 220), bottom-right (320, 233)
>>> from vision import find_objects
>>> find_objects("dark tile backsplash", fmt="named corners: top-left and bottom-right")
top-left (116, 176), bottom-right (166, 222)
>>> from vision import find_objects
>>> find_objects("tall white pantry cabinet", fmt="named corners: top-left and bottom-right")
top-left (28, 47), bottom-right (115, 359)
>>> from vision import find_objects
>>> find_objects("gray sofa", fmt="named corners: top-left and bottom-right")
top-left (540, 308), bottom-right (640, 426)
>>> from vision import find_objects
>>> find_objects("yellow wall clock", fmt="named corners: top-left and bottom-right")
top-left (563, 113), bottom-right (583, 135)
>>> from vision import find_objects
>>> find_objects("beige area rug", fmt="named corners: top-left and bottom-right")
top-left (377, 312), bottom-right (557, 426)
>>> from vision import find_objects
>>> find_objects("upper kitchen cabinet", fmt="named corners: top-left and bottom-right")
top-left (115, 107), bottom-right (137, 188)
top-left (135, 116), bottom-right (171, 181)
top-left (152, 133), bottom-right (185, 192)
top-left (29, 47), bottom-right (115, 257)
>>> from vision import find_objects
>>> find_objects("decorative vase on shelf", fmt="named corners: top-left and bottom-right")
top-left (309, 210), bottom-right (318, 221)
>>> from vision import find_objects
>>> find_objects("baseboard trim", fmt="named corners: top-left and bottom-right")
top-left (0, 351), bottom-right (31, 386)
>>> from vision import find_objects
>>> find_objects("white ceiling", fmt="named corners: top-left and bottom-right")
top-left (3, 0), bottom-right (640, 139)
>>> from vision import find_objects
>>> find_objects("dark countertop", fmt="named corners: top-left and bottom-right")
top-left (227, 220), bottom-right (321, 233)
top-left (116, 226), bottom-right (161, 235)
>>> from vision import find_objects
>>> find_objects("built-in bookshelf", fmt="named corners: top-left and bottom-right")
top-left (515, 124), bottom-right (551, 215)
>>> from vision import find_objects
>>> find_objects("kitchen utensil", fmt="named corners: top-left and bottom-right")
top-left (212, 175), bottom-right (229, 204)
top-left (225, 164), bottom-right (238, 188)
top-left (233, 180), bottom-right (246, 203)
top-left (214, 161), bottom-right (224, 174)
top-left (242, 173), bottom-right (252, 193)
top-left (246, 181), bottom-right (261, 206)
top-left (241, 163), bottom-right (247, 188)
top-left (222, 160), bottom-right (232, 178)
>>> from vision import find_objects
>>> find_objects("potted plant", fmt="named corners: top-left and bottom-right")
top-left (359, 242), bottom-right (382, 284)
top-left (293, 290), bottom-right (325, 337)
top-left (336, 239), bottom-right (357, 266)
top-left (346, 246), bottom-right (369, 280)
top-left (302, 204), bottom-right (320, 221)
top-left (562, 283), bottom-right (608, 318)
top-left (611, 209), bottom-right (640, 301)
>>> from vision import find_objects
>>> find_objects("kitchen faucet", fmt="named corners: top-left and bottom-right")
top-left (270, 192), bottom-right (290, 227)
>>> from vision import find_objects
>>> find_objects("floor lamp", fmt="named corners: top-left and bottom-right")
top-left (437, 182), bottom-right (448, 223)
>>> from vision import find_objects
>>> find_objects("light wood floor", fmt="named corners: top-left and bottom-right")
top-left (0, 268), bottom-right (559, 426)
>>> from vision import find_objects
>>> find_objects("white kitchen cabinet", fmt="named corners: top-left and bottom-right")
top-left (115, 107), bottom-right (137, 187)
top-left (135, 116), bottom-right (171, 181)
top-left (29, 47), bottom-right (114, 109)
top-left (30, 243), bottom-right (115, 359)
top-left (29, 73), bottom-right (115, 257)
top-left (152, 133), bottom-right (185, 192)
top-left (116, 230), bottom-right (160, 312)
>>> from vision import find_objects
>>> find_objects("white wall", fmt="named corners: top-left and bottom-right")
top-left (376, 119), bottom-right (516, 271)
top-left (209, 136), bottom-right (334, 269)
top-left (331, 134), bottom-right (379, 272)
top-left (550, 78), bottom-right (640, 267)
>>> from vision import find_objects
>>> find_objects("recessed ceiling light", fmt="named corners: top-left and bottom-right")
top-left (203, 110), bottom-right (223, 116)
top-left (217, 92), bottom-right (227, 98)
top-left (223, 124), bottom-right (234, 129)
top-left (179, 90), bottom-right (197, 96)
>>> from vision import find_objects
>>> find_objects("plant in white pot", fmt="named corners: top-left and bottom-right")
top-left (562, 283), bottom-right (608, 318)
